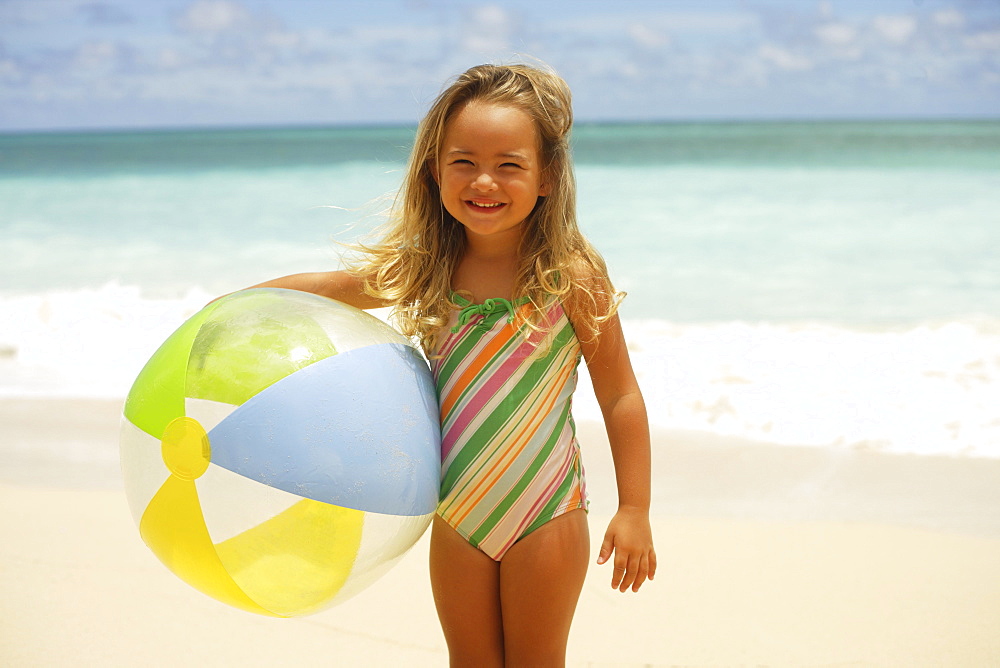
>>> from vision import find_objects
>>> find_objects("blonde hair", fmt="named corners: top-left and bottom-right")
top-left (352, 62), bottom-right (623, 350)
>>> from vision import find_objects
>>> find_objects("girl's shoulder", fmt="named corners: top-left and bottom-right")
top-left (559, 253), bottom-right (622, 341)
top-left (561, 252), bottom-right (614, 301)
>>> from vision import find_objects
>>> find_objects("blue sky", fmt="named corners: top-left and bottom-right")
top-left (1, 0), bottom-right (998, 130)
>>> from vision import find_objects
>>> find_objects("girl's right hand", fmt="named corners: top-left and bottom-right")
top-left (596, 506), bottom-right (656, 592)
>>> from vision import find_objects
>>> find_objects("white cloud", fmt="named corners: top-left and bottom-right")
top-left (459, 5), bottom-right (516, 54)
top-left (556, 9), bottom-right (757, 39)
top-left (470, 4), bottom-right (507, 25)
top-left (758, 44), bottom-right (812, 72)
top-left (815, 22), bottom-right (857, 46)
top-left (156, 47), bottom-right (184, 69)
top-left (655, 11), bottom-right (757, 35)
top-left (74, 40), bottom-right (119, 69)
top-left (175, 0), bottom-right (253, 34)
top-left (629, 23), bottom-right (669, 49)
top-left (965, 30), bottom-right (1000, 51)
top-left (347, 24), bottom-right (442, 49)
top-left (262, 30), bottom-right (301, 50)
top-left (0, 58), bottom-right (21, 80)
top-left (872, 15), bottom-right (917, 45)
top-left (933, 8), bottom-right (965, 29)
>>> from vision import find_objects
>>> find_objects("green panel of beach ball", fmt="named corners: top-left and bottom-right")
top-left (185, 291), bottom-right (338, 406)
top-left (123, 299), bottom-right (226, 439)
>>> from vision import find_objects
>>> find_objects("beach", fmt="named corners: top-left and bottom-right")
top-left (2, 120), bottom-right (998, 666)
top-left (3, 397), bottom-right (999, 667)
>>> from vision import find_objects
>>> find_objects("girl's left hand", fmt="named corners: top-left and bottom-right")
top-left (596, 506), bottom-right (657, 592)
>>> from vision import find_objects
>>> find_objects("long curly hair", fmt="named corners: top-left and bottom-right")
top-left (350, 62), bottom-right (623, 351)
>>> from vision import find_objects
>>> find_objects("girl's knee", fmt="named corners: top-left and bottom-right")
top-left (503, 643), bottom-right (567, 668)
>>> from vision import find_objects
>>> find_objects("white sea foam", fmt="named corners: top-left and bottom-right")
top-left (0, 283), bottom-right (213, 398)
top-left (579, 318), bottom-right (1000, 459)
top-left (2, 285), bottom-right (998, 459)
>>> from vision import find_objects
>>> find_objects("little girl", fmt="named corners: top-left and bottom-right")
top-left (250, 63), bottom-right (654, 666)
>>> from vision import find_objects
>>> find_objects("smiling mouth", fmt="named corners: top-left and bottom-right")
top-left (467, 200), bottom-right (505, 209)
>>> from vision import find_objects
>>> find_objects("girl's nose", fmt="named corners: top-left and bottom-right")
top-left (472, 171), bottom-right (498, 191)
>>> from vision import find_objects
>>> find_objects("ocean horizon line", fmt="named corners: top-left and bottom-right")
top-left (2, 113), bottom-right (998, 138)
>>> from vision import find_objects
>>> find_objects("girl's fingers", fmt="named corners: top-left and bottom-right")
top-left (610, 548), bottom-right (656, 592)
top-left (630, 555), bottom-right (649, 592)
top-left (611, 564), bottom-right (627, 589)
top-left (616, 554), bottom-right (640, 592)
top-left (596, 533), bottom-right (614, 565)
top-left (611, 547), bottom-right (629, 589)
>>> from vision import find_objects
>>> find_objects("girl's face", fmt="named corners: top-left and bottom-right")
top-left (436, 101), bottom-right (548, 246)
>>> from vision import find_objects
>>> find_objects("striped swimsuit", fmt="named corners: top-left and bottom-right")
top-left (429, 293), bottom-right (587, 561)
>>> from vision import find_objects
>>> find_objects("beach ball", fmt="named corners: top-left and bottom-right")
top-left (119, 288), bottom-right (440, 617)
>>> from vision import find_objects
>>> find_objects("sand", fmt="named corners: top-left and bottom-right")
top-left (2, 397), bottom-right (999, 667)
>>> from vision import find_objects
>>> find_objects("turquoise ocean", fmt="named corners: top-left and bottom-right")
top-left (1, 121), bottom-right (998, 457)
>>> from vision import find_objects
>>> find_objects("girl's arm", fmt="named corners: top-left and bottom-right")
top-left (244, 270), bottom-right (389, 310)
top-left (567, 286), bottom-right (656, 593)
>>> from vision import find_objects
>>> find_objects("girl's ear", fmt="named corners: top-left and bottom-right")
top-left (429, 159), bottom-right (440, 185)
top-left (538, 163), bottom-right (552, 196)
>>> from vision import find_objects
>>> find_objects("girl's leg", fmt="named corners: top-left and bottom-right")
top-left (498, 509), bottom-right (590, 667)
top-left (429, 516), bottom-right (504, 667)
